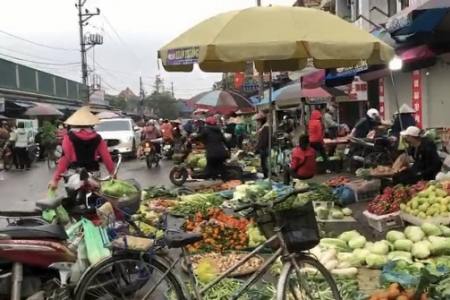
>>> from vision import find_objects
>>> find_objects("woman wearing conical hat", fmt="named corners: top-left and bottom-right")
top-left (48, 106), bottom-right (116, 190)
top-left (391, 104), bottom-right (417, 140)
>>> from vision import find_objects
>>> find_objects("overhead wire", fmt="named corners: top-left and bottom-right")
top-left (0, 29), bottom-right (78, 51)
top-left (102, 14), bottom-right (142, 66)
top-left (0, 52), bottom-right (79, 66)
top-left (0, 45), bottom-right (79, 64)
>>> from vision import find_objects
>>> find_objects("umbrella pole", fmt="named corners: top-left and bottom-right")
top-left (389, 70), bottom-right (403, 130)
top-left (268, 70), bottom-right (273, 187)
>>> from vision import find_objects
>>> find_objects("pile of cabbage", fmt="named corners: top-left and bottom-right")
top-left (316, 222), bottom-right (450, 270)
top-left (101, 179), bottom-right (139, 198)
top-left (186, 152), bottom-right (207, 169)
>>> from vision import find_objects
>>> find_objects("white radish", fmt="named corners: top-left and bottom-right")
top-left (330, 267), bottom-right (358, 276)
top-left (319, 249), bottom-right (337, 264)
top-left (324, 260), bottom-right (339, 271)
top-left (337, 261), bottom-right (352, 269)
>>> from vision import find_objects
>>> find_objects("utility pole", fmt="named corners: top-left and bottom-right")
top-left (171, 82), bottom-right (174, 98)
top-left (139, 77), bottom-right (145, 116)
top-left (76, 0), bottom-right (101, 105)
top-left (256, 0), bottom-right (264, 103)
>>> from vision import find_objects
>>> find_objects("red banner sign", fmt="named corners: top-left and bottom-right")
top-left (412, 70), bottom-right (423, 128)
top-left (378, 78), bottom-right (385, 119)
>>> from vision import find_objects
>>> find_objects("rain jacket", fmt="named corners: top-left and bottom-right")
top-left (291, 146), bottom-right (316, 178)
top-left (197, 125), bottom-right (230, 159)
top-left (160, 123), bottom-right (174, 141)
top-left (308, 110), bottom-right (324, 143)
top-left (54, 129), bottom-right (115, 181)
top-left (12, 128), bottom-right (29, 148)
top-left (144, 125), bottom-right (161, 140)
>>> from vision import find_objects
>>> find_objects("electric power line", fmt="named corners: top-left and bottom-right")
top-left (0, 52), bottom-right (79, 66)
top-left (102, 14), bottom-right (142, 65)
top-left (0, 45), bottom-right (79, 64)
top-left (0, 29), bottom-right (78, 51)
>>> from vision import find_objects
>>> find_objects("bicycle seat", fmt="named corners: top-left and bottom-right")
top-left (0, 224), bottom-right (68, 240)
top-left (35, 196), bottom-right (65, 210)
top-left (163, 231), bottom-right (203, 248)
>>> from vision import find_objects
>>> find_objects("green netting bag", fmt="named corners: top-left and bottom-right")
top-left (398, 135), bottom-right (408, 151)
top-left (82, 218), bottom-right (111, 265)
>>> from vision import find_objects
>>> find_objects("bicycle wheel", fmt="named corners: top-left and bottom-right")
top-left (73, 253), bottom-right (186, 300)
top-left (279, 255), bottom-right (342, 300)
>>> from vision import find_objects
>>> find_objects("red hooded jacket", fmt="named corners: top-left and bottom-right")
top-left (54, 130), bottom-right (115, 181)
top-left (308, 110), bottom-right (324, 143)
top-left (291, 146), bottom-right (316, 178)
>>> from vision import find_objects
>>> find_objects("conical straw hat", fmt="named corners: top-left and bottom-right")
top-left (396, 104), bottom-right (416, 114)
top-left (64, 106), bottom-right (100, 126)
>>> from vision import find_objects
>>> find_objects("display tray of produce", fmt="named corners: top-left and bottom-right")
top-left (324, 176), bottom-right (350, 187)
top-left (400, 212), bottom-right (450, 226)
top-left (181, 251), bottom-right (264, 277)
top-left (169, 193), bottom-right (224, 217)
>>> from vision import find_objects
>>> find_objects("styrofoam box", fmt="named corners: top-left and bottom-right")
top-left (313, 201), bottom-right (335, 210)
top-left (363, 210), bottom-right (404, 232)
top-left (399, 211), bottom-right (450, 226)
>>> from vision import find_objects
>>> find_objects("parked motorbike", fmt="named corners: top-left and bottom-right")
top-left (143, 139), bottom-right (160, 169)
top-left (345, 137), bottom-right (396, 172)
top-left (169, 138), bottom-right (243, 186)
top-left (0, 222), bottom-right (75, 299)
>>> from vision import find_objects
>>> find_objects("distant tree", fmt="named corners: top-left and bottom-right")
top-left (146, 91), bottom-right (179, 120)
top-left (109, 95), bottom-right (128, 111)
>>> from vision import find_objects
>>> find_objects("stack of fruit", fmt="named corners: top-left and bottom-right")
top-left (367, 186), bottom-right (410, 216)
top-left (401, 184), bottom-right (450, 219)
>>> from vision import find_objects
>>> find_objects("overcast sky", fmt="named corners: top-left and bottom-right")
top-left (0, 0), bottom-right (295, 99)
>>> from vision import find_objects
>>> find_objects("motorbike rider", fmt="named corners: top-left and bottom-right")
top-left (350, 108), bottom-right (382, 139)
top-left (160, 119), bottom-right (174, 145)
top-left (195, 116), bottom-right (231, 180)
top-left (254, 112), bottom-right (270, 179)
top-left (143, 119), bottom-right (162, 156)
top-left (48, 106), bottom-right (116, 190)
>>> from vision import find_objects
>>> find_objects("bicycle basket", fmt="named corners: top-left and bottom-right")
top-left (96, 179), bottom-right (141, 215)
top-left (255, 200), bottom-right (320, 253)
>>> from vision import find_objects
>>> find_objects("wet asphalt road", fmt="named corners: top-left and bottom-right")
top-left (0, 158), bottom-right (176, 214)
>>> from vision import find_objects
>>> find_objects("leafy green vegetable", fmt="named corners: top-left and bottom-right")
top-left (101, 180), bottom-right (138, 197)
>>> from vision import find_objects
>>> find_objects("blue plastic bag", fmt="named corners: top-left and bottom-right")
top-left (333, 185), bottom-right (356, 206)
top-left (379, 260), bottom-right (420, 287)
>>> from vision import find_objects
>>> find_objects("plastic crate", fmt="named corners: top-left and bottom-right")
top-left (363, 210), bottom-right (404, 233)
top-left (345, 179), bottom-right (381, 202)
top-left (312, 201), bottom-right (335, 210)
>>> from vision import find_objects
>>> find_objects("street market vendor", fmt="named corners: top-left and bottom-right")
top-left (393, 126), bottom-right (442, 185)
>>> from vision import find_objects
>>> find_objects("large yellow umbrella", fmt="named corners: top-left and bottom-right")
top-left (158, 6), bottom-right (395, 73)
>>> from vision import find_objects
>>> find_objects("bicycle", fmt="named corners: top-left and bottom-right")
top-left (73, 189), bottom-right (342, 300)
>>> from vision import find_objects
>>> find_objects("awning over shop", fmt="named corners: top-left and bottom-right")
top-left (51, 103), bottom-right (80, 111)
top-left (6, 99), bottom-right (35, 108)
top-left (359, 45), bottom-right (436, 81)
top-left (386, 0), bottom-right (450, 38)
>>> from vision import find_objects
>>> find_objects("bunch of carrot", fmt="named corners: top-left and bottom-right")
top-left (369, 283), bottom-right (427, 300)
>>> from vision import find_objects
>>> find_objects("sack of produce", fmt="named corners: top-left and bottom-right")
top-left (379, 260), bottom-right (420, 287)
top-left (333, 186), bottom-right (356, 206)
top-left (101, 179), bottom-right (139, 198)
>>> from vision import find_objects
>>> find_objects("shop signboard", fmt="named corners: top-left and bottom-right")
top-left (379, 79), bottom-right (385, 119)
top-left (349, 76), bottom-right (368, 101)
top-left (166, 47), bottom-right (199, 65)
top-left (412, 70), bottom-right (422, 128)
top-left (325, 60), bottom-right (368, 80)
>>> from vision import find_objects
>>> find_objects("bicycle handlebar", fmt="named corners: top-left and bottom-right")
top-left (233, 187), bottom-right (310, 213)
top-left (90, 153), bottom-right (122, 182)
